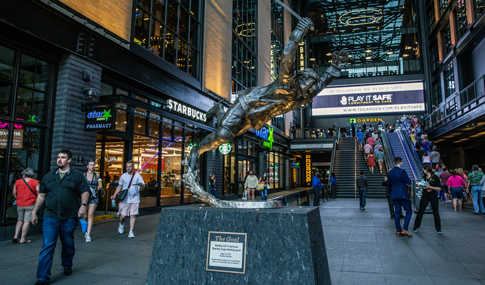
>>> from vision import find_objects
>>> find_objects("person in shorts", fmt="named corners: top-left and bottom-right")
top-left (111, 160), bottom-right (145, 238)
top-left (12, 168), bottom-right (39, 243)
top-left (84, 160), bottom-right (103, 243)
top-left (356, 129), bottom-right (365, 150)
top-left (375, 148), bottom-right (385, 174)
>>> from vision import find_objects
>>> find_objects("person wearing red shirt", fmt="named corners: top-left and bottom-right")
top-left (12, 168), bottom-right (39, 243)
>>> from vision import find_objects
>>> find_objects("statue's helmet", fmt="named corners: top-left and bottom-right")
top-left (296, 68), bottom-right (320, 99)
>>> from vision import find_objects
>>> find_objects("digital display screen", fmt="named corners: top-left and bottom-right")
top-left (312, 82), bottom-right (425, 116)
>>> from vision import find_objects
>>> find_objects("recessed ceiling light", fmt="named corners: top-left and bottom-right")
top-left (326, 52), bottom-right (332, 56)
top-left (365, 56), bottom-right (371, 59)
top-left (387, 51), bottom-right (393, 55)
top-left (403, 54), bottom-right (409, 57)
top-left (366, 49), bottom-right (372, 53)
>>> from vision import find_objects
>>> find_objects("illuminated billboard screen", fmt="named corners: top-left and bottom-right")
top-left (312, 82), bottom-right (424, 116)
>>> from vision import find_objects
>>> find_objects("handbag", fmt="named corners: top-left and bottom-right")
top-left (23, 178), bottom-right (37, 197)
top-left (256, 182), bottom-right (265, 191)
top-left (117, 174), bottom-right (135, 202)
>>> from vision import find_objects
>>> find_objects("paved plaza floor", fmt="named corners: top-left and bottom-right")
top-left (1, 198), bottom-right (485, 284)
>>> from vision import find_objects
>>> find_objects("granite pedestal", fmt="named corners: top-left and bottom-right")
top-left (146, 205), bottom-right (331, 284)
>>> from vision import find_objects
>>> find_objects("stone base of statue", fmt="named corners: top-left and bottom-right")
top-left (146, 205), bottom-right (331, 284)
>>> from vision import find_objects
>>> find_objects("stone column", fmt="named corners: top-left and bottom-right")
top-left (50, 54), bottom-right (102, 171)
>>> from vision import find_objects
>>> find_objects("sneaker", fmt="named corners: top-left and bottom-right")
top-left (128, 231), bottom-right (135, 238)
top-left (412, 229), bottom-right (418, 233)
top-left (118, 223), bottom-right (124, 234)
top-left (85, 234), bottom-right (91, 243)
top-left (437, 231), bottom-right (442, 234)
top-left (63, 268), bottom-right (72, 276)
top-left (34, 281), bottom-right (50, 285)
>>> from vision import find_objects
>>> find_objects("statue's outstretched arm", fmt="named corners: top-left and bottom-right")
top-left (278, 18), bottom-right (314, 80)
top-left (317, 50), bottom-right (350, 91)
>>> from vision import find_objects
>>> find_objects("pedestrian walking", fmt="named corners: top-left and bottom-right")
top-left (356, 171), bottom-right (368, 210)
top-left (12, 168), bottom-right (39, 244)
top-left (388, 157), bottom-right (413, 237)
top-left (84, 160), bottom-right (103, 243)
top-left (363, 141), bottom-right (372, 162)
top-left (244, 171), bottom-right (258, 201)
top-left (305, 124), bottom-right (310, 139)
top-left (351, 120), bottom-right (355, 137)
top-left (209, 174), bottom-right (217, 198)
top-left (383, 177), bottom-right (395, 218)
top-left (330, 172), bottom-right (337, 199)
top-left (447, 170), bottom-right (466, 211)
top-left (31, 150), bottom-right (91, 285)
top-left (310, 171), bottom-right (322, 206)
top-left (111, 160), bottom-right (145, 238)
top-left (439, 167), bottom-right (451, 203)
top-left (356, 129), bottom-right (365, 150)
top-left (413, 165), bottom-right (442, 233)
top-left (375, 147), bottom-right (385, 174)
top-left (367, 150), bottom-right (376, 174)
top-left (430, 146), bottom-right (441, 168)
top-left (259, 172), bottom-right (268, 201)
top-left (422, 152), bottom-right (431, 166)
top-left (295, 122), bottom-right (301, 138)
top-left (467, 164), bottom-right (485, 214)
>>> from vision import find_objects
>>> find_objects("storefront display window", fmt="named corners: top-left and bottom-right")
top-left (161, 141), bottom-right (183, 205)
top-left (0, 46), bottom-right (52, 223)
top-left (149, 118), bottom-right (160, 137)
top-left (115, 109), bottom-right (127, 132)
top-left (162, 122), bottom-right (172, 140)
top-left (134, 114), bottom-right (147, 134)
top-left (133, 135), bottom-right (158, 208)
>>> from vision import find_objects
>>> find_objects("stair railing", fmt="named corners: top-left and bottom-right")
top-left (380, 129), bottom-right (395, 173)
top-left (354, 135), bottom-right (357, 199)
top-left (395, 130), bottom-right (421, 180)
top-left (396, 129), bottom-right (423, 181)
top-left (328, 137), bottom-right (338, 188)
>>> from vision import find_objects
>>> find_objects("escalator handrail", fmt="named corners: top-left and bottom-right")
top-left (395, 130), bottom-right (419, 180)
top-left (396, 129), bottom-right (423, 181)
top-left (328, 138), bottom-right (338, 186)
top-left (379, 129), bottom-right (395, 173)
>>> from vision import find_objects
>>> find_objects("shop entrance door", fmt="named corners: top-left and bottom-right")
top-left (237, 159), bottom-right (256, 194)
top-left (96, 136), bottom-right (126, 211)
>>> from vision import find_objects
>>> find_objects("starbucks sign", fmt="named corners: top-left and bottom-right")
top-left (219, 143), bottom-right (232, 155)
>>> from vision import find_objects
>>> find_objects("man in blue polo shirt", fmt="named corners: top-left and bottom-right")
top-left (356, 129), bottom-right (365, 150)
top-left (310, 171), bottom-right (322, 206)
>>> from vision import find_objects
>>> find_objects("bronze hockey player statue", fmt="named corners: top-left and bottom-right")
top-left (182, 18), bottom-right (349, 207)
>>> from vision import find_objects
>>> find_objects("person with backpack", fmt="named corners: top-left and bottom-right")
top-left (356, 171), bottom-right (368, 210)
top-left (12, 168), bottom-right (40, 244)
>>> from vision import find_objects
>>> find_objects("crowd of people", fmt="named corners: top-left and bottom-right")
top-left (10, 149), bottom-right (147, 285)
top-left (290, 122), bottom-right (339, 139)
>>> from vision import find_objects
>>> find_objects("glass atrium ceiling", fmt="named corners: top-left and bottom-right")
top-left (307, 0), bottom-right (421, 78)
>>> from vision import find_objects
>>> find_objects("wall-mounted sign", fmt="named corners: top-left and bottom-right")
top-left (255, 126), bottom-right (274, 151)
top-left (206, 231), bottom-right (247, 274)
top-left (0, 129), bottom-right (23, 148)
top-left (305, 155), bottom-right (312, 184)
top-left (313, 82), bottom-right (424, 116)
top-left (290, 143), bottom-right (333, 150)
top-left (85, 107), bottom-right (115, 130)
top-left (167, 99), bottom-right (207, 122)
top-left (350, 117), bottom-right (383, 123)
top-left (291, 162), bottom-right (300, 168)
top-left (219, 143), bottom-right (232, 155)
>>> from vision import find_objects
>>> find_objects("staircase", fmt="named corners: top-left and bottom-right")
top-left (333, 138), bottom-right (356, 198)
top-left (386, 133), bottom-right (415, 179)
top-left (333, 137), bottom-right (387, 198)
top-left (355, 149), bottom-right (388, 198)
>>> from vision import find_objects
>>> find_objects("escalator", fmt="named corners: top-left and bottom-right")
top-left (386, 132), bottom-right (416, 179)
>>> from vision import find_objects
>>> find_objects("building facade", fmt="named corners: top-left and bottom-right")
top-left (0, 0), bottom-right (295, 237)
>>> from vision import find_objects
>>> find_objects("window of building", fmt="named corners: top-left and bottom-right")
top-left (0, 45), bottom-right (53, 223)
top-left (431, 77), bottom-right (443, 107)
top-left (444, 62), bottom-right (455, 98)
top-left (441, 21), bottom-right (452, 56)
top-left (429, 38), bottom-right (439, 73)
top-left (440, 0), bottom-right (449, 15)
top-left (231, 0), bottom-right (257, 103)
top-left (308, 1), bottom-right (422, 78)
top-left (267, 152), bottom-right (284, 190)
top-left (426, 1), bottom-right (437, 34)
top-left (457, 0), bottom-right (468, 39)
top-left (476, 0), bottom-right (485, 19)
top-left (134, 0), bottom-right (201, 79)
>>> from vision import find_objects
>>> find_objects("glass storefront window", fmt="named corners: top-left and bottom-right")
top-left (185, 128), bottom-right (193, 144)
top-left (133, 135), bottom-right (158, 208)
top-left (174, 126), bottom-right (183, 142)
top-left (115, 109), bottom-right (127, 132)
top-left (0, 81), bottom-right (12, 117)
top-left (135, 0), bottom-right (200, 78)
top-left (100, 82), bottom-right (114, 96)
top-left (162, 122), bottom-right (172, 141)
top-left (15, 88), bottom-right (46, 123)
top-left (19, 54), bottom-right (49, 92)
top-left (134, 114), bottom-right (147, 134)
top-left (149, 119), bottom-right (160, 137)
top-left (0, 45), bottom-right (15, 83)
top-left (161, 141), bottom-right (182, 205)
top-left (96, 140), bottom-right (124, 211)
